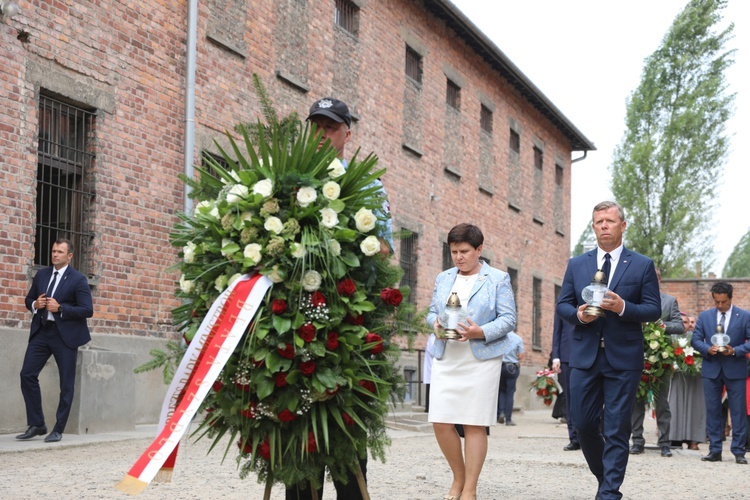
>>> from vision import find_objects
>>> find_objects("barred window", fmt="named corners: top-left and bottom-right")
top-left (201, 150), bottom-right (231, 179)
top-left (36, 94), bottom-right (96, 275)
top-left (405, 45), bottom-right (422, 84)
top-left (534, 146), bottom-right (543, 170)
top-left (442, 242), bottom-right (452, 271)
top-left (335, 0), bottom-right (359, 36)
top-left (446, 79), bottom-right (460, 109)
top-left (399, 231), bottom-right (418, 309)
top-left (532, 277), bottom-right (542, 350)
top-left (480, 105), bottom-right (493, 134)
top-left (555, 163), bottom-right (564, 186)
top-left (509, 128), bottom-right (520, 154)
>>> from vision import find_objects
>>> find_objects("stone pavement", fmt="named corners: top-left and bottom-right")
top-left (0, 411), bottom-right (745, 499)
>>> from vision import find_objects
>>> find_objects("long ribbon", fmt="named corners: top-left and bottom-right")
top-left (116, 273), bottom-right (272, 495)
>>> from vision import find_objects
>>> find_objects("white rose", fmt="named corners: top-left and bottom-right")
top-left (297, 186), bottom-right (317, 208)
top-left (661, 351), bottom-right (669, 359)
top-left (329, 239), bottom-right (341, 256)
top-left (215, 274), bottom-right (228, 292)
top-left (264, 216), bottom-right (283, 234)
top-left (194, 200), bottom-right (217, 218)
top-left (243, 243), bottom-right (262, 264)
top-left (302, 270), bottom-right (322, 292)
top-left (226, 183), bottom-right (249, 204)
top-left (648, 355), bottom-right (658, 363)
top-left (240, 212), bottom-right (253, 224)
top-left (221, 238), bottom-right (234, 257)
top-left (268, 265), bottom-right (284, 283)
top-left (327, 158), bottom-right (346, 179)
top-left (183, 242), bottom-right (197, 263)
top-left (320, 208), bottom-right (339, 228)
top-left (179, 274), bottom-right (194, 294)
top-left (252, 179), bottom-right (273, 198)
top-left (360, 235), bottom-right (381, 256)
top-left (227, 273), bottom-right (243, 287)
top-left (291, 243), bottom-right (307, 259)
top-left (649, 340), bottom-right (659, 350)
top-left (209, 206), bottom-right (219, 219)
top-left (322, 181), bottom-right (341, 201)
top-left (354, 208), bottom-right (377, 232)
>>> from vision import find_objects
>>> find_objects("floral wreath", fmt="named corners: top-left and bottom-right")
top-left (637, 322), bottom-right (677, 403)
top-left (171, 121), bottom-right (411, 491)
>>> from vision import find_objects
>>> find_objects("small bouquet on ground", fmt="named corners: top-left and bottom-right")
top-left (672, 332), bottom-right (702, 376)
top-left (637, 322), bottom-right (676, 403)
top-left (530, 368), bottom-right (559, 406)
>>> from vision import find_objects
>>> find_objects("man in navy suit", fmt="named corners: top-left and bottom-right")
top-left (17, 239), bottom-right (93, 443)
top-left (557, 201), bottom-right (661, 500)
top-left (691, 281), bottom-right (750, 464)
top-left (552, 312), bottom-right (579, 450)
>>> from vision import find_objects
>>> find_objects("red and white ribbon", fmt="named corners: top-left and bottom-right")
top-left (116, 273), bottom-right (272, 495)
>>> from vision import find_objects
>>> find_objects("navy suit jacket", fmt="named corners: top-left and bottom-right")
top-left (552, 312), bottom-right (574, 363)
top-left (691, 306), bottom-right (750, 380)
top-left (556, 247), bottom-right (661, 371)
top-left (25, 266), bottom-right (93, 349)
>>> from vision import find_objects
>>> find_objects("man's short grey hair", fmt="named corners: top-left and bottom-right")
top-left (592, 201), bottom-right (625, 222)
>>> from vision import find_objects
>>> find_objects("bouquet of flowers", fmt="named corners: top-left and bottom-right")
top-left (671, 332), bottom-right (702, 376)
top-left (637, 322), bottom-right (676, 403)
top-left (168, 120), bottom-right (411, 491)
top-left (530, 368), bottom-right (559, 406)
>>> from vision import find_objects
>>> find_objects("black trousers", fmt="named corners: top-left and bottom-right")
top-left (285, 457), bottom-right (367, 500)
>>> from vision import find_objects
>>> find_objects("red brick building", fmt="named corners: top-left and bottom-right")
top-left (0, 0), bottom-right (594, 429)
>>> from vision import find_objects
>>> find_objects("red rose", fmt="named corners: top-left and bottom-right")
top-left (278, 409), bottom-right (297, 422)
top-left (364, 332), bottom-right (384, 354)
top-left (544, 399), bottom-right (552, 406)
top-left (337, 278), bottom-right (357, 297)
top-left (258, 438), bottom-right (271, 460)
top-left (326, 331), bottom-right (340, 350)
top-left (235, 382), bottom-right (251, 392)
top-left (310, 291), bottom-right (326, 307)
top-left (275, 372), bottom-right (288, 387)
top-left (241, 402), bottom-right (257, 419)
top-left (662, 363), bottom-right (671, 369)
top-left (326, 385), bottom-right (340, 396)
top-left (536, 389), bottom-right (544, 396)
top-left (644, 362), bottom-right (651, 370)
top-left (358, 380), bottom-right (376, 394)
top-left (380, 287), bottom-right (403, 306)
top-left (298, 323), bottom-right (316, 343)
top-left (306, 431), bottom-right (317, 453)
top-left (345, 314), bottom-right (364, 325)
top-left (212, 380), bottom-right (224, 392)
top-left (674, 347), bottom-right (684, 356)
top-left (277, 343), bottom-right (295, 359)
top-left (271, 299), bottom-right (288, 315)
top-left (300, 360), bottom-right (317, 376)
top-left (342, 412), bottom-right (355, 426)
top-left (540, 388), bottom-right (548, 396)
top-left (641, 375), bottom-right (649, 382)
top-left (252, 358), bottom-right (265, 368)
top-left (685, 356), bottom-right (694, 365)
top-left (238, 440), bottom-right (252, 455)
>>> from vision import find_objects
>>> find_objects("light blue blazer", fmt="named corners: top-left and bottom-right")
top-left (426, 262), bottom-right (516, 360)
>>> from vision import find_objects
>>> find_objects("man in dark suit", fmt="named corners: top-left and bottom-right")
top-left (557, 201), bottom-right (661, 500)
top-left (630, 270), bottom-right (684, 457)
top-left (691, 281), bottom-right (750, 464)
top-left (552, 311), bottom-right (579, 451)
top-left (17, 239), bottom-right (93, 443)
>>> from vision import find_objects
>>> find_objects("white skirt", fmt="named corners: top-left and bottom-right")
top-left (428, 340), bottom-right (502, 426)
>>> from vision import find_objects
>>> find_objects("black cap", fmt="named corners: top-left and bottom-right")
top-left (306, 97), bottom-right (352, 128)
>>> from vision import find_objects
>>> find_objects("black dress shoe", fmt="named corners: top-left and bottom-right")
top-left (701, 452), bottom-right (722, 462)
top-left (564, 442), bottom-right (581, 451)
top-left (735, 456), bottom-right (748, 464)
top-left (44, 431), bottom-right (63, 443)
top-left (15, 425), bottom-right (47, 440)
top-left (661, 445), bottom-right (673, 457)
top-left (629, 444), bottom-right (644, 455)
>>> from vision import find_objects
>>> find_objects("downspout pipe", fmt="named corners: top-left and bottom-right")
top-left (183, 0), bottom-right (198, 214)
top-left (570, 150), bottom-right (588, 164)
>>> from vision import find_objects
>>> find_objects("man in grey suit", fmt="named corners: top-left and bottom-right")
top-left (629, 269), bottom-right (684, 457)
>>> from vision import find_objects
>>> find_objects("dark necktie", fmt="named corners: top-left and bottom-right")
top-left (46, 271), bottom-right (59, 297)
top-left (602, 253), bottom-right (612, 286)
top-left (719, 312), bottom-right (726, 332)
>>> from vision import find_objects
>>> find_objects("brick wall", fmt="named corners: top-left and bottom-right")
top-left (1, 0), bottom-right (582, 368)
top-left (661, 279), bottom-right (750, 316)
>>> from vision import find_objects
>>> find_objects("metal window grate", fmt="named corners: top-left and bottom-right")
top-left (201, 150), bottom-right (231, 179)
top-left (509, 128), bottom-right (520, 153)
top-left (36, 94), bottom-right (96, 274)
top-left (534, 146), bottom-right (543, 170)
top-left (555, 164), bottom-right (563, 186)
top-left (335, 0), bottom-right (359, 35)
top-left (480, 105), bottom-right (493, 133)
top-left (399, 231), bottom-right (418, 307)
top-left (446, 79), bottom-right (460, 109)
top-left (405, 45), bottom-right (422, 84)
top-left (532, 277), bottom-right (542, 349)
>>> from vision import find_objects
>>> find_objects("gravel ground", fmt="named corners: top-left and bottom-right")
top-left (0, 410), bottom-right (746, 499)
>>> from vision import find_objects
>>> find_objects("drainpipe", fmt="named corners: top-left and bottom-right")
top-left (570, 150), bottom-right (588, 163)
top-left (183, 0), bottom-right (198, 214)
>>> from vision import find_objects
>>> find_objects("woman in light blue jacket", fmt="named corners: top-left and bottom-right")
top-left (426, 223), bottom-right (516, 500)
